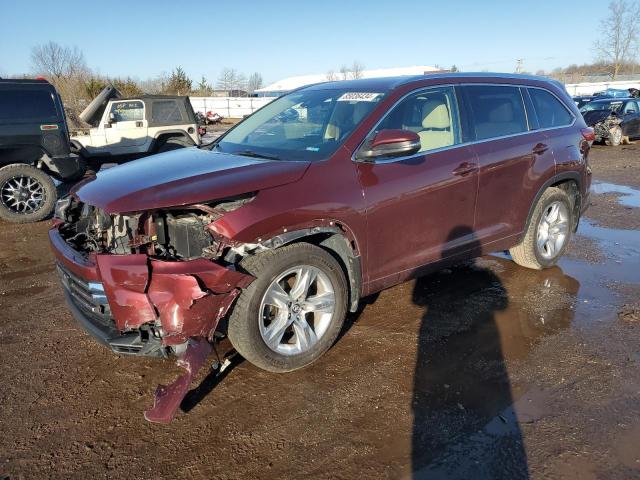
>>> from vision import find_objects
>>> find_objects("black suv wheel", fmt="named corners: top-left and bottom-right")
top-left (0, 164), bottom-right (57, 223)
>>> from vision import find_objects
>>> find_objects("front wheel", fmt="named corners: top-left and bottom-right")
top-left (0, 164), bottom-right (57, 223)
top-left (509, 187), bottom-right (574, 270)
top-left (227, 243), bottom-right (348, 373)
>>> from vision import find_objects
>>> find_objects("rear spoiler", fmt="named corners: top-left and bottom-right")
top-left (79, 85), bottom-right (122, 126)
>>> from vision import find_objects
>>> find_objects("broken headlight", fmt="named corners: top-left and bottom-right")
top-left (54, 196), bottom-right (72, 221)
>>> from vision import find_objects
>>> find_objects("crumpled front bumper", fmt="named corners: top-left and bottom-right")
top-left (49, 226), bottom-right (254, 355)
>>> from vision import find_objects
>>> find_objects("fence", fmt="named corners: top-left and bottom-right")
top-left (564, 79), bottom-right (640, 96)
top-left (190, 96), bottom-right (277, 118)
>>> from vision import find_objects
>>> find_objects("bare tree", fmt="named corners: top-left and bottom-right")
top-left (216, 68), bottom-right (240, 91)
top-left (350, 61), bottom-right (365, 79)
top-left (235, 72), bottom-right (248, 93)
top-left (30, 41), bottom-right (88, 80)
top-left (247, 72), bottom-right (263, 93)
top-left (140, 74), bottom-right (168, 94)
top-left (216, 68), bottom-right (249, 95)
top-left (30, 42), bottom-right (91, 127)
top-left (595, 0), bottom-right (640, 79)
top-left (326, 70), bottom-right (338, 81)
top-left (339, 65), bottom-right (350, 80)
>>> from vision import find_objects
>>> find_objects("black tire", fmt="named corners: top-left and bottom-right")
top-left (509, 187), bottom-right (574, 270)
top-left (61, 156), bottom-right (88, 182)
top-left (227, 243), bottom-right (348, 373)
top-left (156, 137), bottom-right (191, 153)
top-left (0, 164), bottom-right (57, 223)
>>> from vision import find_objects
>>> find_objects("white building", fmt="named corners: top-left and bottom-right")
top-left (255, 65), bottom-right (440, 96)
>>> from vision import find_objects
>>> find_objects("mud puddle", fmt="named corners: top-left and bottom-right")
top-left (591, 181), bottom-right (640, 208)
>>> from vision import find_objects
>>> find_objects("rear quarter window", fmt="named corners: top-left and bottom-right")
top-left (461, 85), bottom-right (528, 141)
top-left (151, 100), bottom-right (185, 123)
top-left (528, 88), bottom-right (574, 128)
top-left (0, 89), bottom-right (58, 122)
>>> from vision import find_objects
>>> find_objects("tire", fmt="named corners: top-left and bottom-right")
top-left (605, 126), bottom-right (622, 146)
top-left (509, 187), bottom-right (574, 270)
top-left (227, 243), bottom-right (348, 373)
top-left (61, 156), bottom-right (88, 182)
top-left (0, 164), bottom-right (57, 223)
top-left (156, 137), bottom-right (191, 153)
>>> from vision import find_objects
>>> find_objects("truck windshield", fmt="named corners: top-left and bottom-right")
top-left (214, 88), bottom-right (385, 161)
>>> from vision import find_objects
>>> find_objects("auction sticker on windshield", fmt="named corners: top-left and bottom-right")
top-left (337, 92), bottom-right (383, 102)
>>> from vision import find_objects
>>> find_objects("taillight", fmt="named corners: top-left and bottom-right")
top-left (581, 127), bottom-right (596, 142)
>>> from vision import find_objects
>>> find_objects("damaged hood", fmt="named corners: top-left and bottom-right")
top-left (582, 110), bottom-right (617, 126)
top-left (72, 148), bottom-right (311, 213)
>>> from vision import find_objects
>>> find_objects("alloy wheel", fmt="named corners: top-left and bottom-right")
top-left (536, 201), bottom-right (569, 260)
top-left (259, 265), bottom-right (336, 355)
top-left (0, 175), bottom-right (46, 214)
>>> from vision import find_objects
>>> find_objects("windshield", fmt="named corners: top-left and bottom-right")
top-left (214, 88), bottom-right (385, 161)
top-left (580, 101), bottom-right (623, 113)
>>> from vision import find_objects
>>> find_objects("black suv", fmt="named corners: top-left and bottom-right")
top-left (0, 79), bottom-right (85, 223)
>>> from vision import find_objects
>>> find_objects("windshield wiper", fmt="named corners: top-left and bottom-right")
top-left (233, 150), bottom-right (280, 161)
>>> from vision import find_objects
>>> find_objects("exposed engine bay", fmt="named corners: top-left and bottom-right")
top-left (56, 194), bottom-right (255, 260)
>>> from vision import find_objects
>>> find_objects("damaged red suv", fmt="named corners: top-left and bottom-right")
top-left (50, 73), bottom-right (592, 422)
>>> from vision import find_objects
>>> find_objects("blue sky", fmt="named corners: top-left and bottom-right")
top-left (1, 0), bottom-right (602, 85)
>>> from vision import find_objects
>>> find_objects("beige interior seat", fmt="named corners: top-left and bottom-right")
top-left (324, 102), bottom-right (370, 141)
top-left (474, 101), bottom-right (522, 139)
top-left (418, 99), bottom-right (453, 152)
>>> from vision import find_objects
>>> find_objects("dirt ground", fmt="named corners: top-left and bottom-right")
top-left (1, 143), bottom-right (640, 479)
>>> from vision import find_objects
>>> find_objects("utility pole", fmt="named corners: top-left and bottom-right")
top-left (515, 59), bottom-right (524, 74)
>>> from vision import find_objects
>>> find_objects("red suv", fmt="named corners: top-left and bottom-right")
top-left (50, 73), bottom-right (593, 422)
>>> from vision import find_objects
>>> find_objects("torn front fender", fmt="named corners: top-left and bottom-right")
top-left (147, 258), bottom-right (254, 345)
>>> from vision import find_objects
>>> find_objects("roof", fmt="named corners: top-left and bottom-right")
top-left (300, 72), bottom-right (561, 92)
top-left (256, 65), bottom-right (440, 93)
top-left (119, 95), bottom-right (191, 101)
top-left (0, 78), bottom-right (50, 84)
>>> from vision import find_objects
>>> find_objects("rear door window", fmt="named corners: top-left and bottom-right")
top-left (461, 85), bottom-right (528, 141)
top-left (0, 89), bottom-right (58, 122)
top-left (528, 88), bottom-right (574, 128)
top-left (623, 101), bottom-right (638, 114)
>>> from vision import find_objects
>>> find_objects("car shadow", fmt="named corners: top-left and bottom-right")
top-left (410, 226), bottom-right (527, 479)
top-left (409, 226), bottom-right (580, 478)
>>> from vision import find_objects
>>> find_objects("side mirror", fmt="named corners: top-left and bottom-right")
top-left (355, 129), bottom-right (421, 161)
top-left (109, 112), bottom-right (117, 123)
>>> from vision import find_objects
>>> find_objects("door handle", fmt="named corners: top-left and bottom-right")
top-left (136, 121), bottom-right (143, 127)
top-left (452, 163), bottom-right (478, 176)
top-left (532, 143), bottom-right (549, 155)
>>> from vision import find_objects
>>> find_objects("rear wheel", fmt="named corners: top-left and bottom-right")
top-left (156, 137), bottom-right (192, 153)
top-left (509, 187), bottom-right (573, 270)
top-left (0, 164), bottom-right (57, 223)
top-left (228, 243), bottom-right (348, 373)
top-left (606, 126), bottom-right (623, 146)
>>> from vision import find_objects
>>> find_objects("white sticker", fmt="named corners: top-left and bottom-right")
top-left (337, 92), bottom-right (382, 102)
